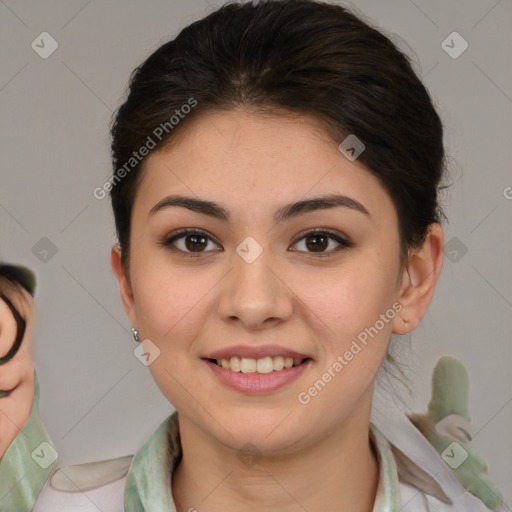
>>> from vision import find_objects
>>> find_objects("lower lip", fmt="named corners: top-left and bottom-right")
top-left (203, 359), bottom-right (312, 394)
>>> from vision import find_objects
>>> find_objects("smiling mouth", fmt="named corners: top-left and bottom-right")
top-left (206, 356), bottom-right (311, 373)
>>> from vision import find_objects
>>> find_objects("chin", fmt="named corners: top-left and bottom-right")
top-left (207, 407), bottom-right (311, 454)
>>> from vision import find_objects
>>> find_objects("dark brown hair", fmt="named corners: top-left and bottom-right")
top-left (110, 0), bottom-right (447, 273)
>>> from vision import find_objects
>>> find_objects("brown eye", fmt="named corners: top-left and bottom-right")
top-left (291, 229), bottom-right (353, 257)
top-left (305, 233), bottom-right (329, 252)
top-left (161, 229), bottom-right (221, 256)
top-left (183, 233), bottom-right (208, 252)
top-left (160, 228), bottom-right (352, 258)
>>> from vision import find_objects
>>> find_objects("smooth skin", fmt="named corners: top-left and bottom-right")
top-left (0, 284), bottom-right (35, 458)
top-left (111, 108), bottom-right (444, 512)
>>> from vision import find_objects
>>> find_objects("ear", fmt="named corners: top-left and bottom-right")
top-left (110, 245), bottom-right (138, 328)
top-left (392, 223), bottom-right (444, 335)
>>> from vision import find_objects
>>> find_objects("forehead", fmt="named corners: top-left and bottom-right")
top-left (133, 109), bottom-right (397, 223)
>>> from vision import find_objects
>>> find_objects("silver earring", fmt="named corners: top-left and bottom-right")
top-left (131, 327), bottom-right (140, 342)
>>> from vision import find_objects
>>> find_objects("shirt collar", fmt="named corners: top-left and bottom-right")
top-left (0, 371), bottom-right (58, 512)
top-left (369, 421), bottom-right (402, 512)
top-left (124, 411), bottom-right (402, 512)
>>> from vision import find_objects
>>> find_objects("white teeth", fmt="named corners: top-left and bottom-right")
top-left (229, 356), bottom-right (241, 372)
top-left (214, 356), bottom-right (305, 373)
top-left (273, 356), bottom-right (284, 371)
top-left (240, 358), bottom-right (257, 373)
top-left (256, 357), bottom-right (274, 374)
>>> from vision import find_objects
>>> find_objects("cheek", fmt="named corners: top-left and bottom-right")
top-left (0, 348), bottom-right (32, 390)
top-left (293, 261), bottom-right (396, 346)
top-left (132, 250), bottom-right (190, 333)
top-left (0, 361), bottom-right (35, 457)
top-left (131, 262), bottom-right (212, 372)
top-left (0, 386), bottom-right (35, 455)
top-left (132, 275), bottom-right (202, 405)
top-left (292, 266), bottom-right (395, 415)
top-left (0, 318), bottom-right (18, 359)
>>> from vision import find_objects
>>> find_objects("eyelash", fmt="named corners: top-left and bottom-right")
top-left (159, 228), bottom-right (353, 258)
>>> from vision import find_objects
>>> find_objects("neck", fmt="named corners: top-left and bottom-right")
top-left (172, 395), bottom-right (380, 512)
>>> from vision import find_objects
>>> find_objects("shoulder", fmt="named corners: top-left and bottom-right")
top-left (384, 426), bottom-right (496, 512)
top-left (33, 455), bottom-right (133, 512)
top-left (33, 413), bottom-right (178, 512)
top-left (398, 480), bottom-right (497, 512)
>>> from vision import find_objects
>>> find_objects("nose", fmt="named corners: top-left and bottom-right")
top-left (217, 244), bottom-right (294, 331)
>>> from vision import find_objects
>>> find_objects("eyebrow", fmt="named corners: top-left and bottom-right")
top-left (148, 193), bottom-right (370, 223)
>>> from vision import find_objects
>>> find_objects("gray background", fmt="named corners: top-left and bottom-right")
top-left (1, 0), bottom-right (511, 505)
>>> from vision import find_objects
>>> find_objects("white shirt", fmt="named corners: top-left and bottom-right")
top-left (31, 410), bottom-right (494, 512)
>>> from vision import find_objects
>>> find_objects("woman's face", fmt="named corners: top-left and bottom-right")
top-left (113, 109), bottom-right (410, 453)
top-left (0, 286), bottom-right (35, 458)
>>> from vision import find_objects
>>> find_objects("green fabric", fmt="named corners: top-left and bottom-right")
top-left (124, 413), bottom-right (177, 512)
top-left (428, 355), bottom-right (470, 422)
top-left (370, 422), bottom-right (402, 512)
top-left (123, 411), bottom-right (401, 511)
top-left (0, 370), bottom-right (57, 512)
top-left (413, 356), bottom-right (503, 510)
top-left (0, 386), bottom-right (402, 511)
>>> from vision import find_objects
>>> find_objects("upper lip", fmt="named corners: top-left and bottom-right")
top-left (203, 345), bottom-right (312, 361)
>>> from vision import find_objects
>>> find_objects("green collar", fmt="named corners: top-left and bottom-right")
top-left (0, 383), bottom-right (402, 512)
top-left (124, 412), bottom-right (402, 511)
top-left (370, 422), bottom-right (402, 511)
top-left (0, 371), bottom-right (58, 512)
top-left (124, 411), bottom-right (179, 511)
